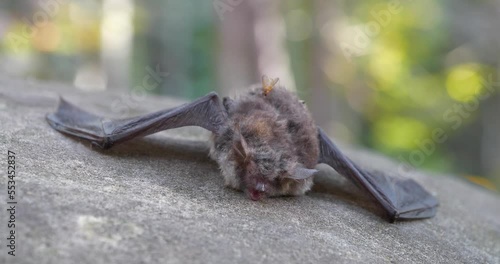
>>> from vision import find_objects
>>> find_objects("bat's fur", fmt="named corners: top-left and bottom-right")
top-left (209, 85), bottom-right (319, 200)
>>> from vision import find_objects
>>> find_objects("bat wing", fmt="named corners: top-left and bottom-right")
top-left (317, 127), bottom-right (438, 222)
top-left (46, 92), bottom-right (228, 149)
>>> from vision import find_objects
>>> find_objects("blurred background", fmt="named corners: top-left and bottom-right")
top-left (0, 0), bottom-right (499, 190)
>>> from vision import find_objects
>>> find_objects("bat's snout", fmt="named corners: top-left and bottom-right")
top-left (248, 189), bottom-right (266, 201)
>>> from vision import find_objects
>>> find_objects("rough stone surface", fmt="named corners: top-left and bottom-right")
top-left (0, 76), bottom-right (499, 264)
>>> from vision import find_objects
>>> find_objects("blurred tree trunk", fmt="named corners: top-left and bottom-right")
top-left (135, 0), bottom-right (215, 99)
top-left (449, 0), bottom-right (500, 181)
top-left (101, 0), bottom-right (133, 91)
top-left (215, 1), bottom-right (258, 96)
top-left (481, 84), bottom-right (500, 182)
top-left (308, 0), bottom-right (360, 142)
top-left (480, 3), bottom-right (500, 183)
top-left (250, 0), bottom-right (295, 91)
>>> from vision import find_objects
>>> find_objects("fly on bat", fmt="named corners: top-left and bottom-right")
top-left (46, 76), bottom-right (438, 222)
top-left (262, 75), bottom-right (279, 96)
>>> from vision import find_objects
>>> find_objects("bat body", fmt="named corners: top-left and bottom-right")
top-left (210, 86), bottom-right (319, 200)
top-left (46, 78), bottom-right (438, 222)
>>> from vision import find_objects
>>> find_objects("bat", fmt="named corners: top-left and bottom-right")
top-left (46, 76), bottom-right (438, 222)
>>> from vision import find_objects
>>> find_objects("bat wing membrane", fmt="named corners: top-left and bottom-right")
top-left (317, 127), bottom-right (438, 222)
top-left (47, 92), bottom-right (228, 149)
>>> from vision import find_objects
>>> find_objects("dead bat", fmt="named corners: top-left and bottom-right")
top-left (46, 76), bottom-right (438, 222)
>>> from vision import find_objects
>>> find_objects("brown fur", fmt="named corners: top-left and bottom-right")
top-left (209, 85), bottom-right (319, 200)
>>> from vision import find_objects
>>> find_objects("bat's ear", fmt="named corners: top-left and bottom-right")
top-left (287, 166), bottom-right (318, 180)
top-left (233, 133), bottom-right (250, 164)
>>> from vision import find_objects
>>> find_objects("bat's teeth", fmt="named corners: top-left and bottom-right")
top-left (256, 183), bottom-right (266, 192)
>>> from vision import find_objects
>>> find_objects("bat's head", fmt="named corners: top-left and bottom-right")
top-left (231, 119), bottom-right (317, 201)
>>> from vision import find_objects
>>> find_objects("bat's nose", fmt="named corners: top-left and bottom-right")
top-left (248, 189), bottom-right (264, 201)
